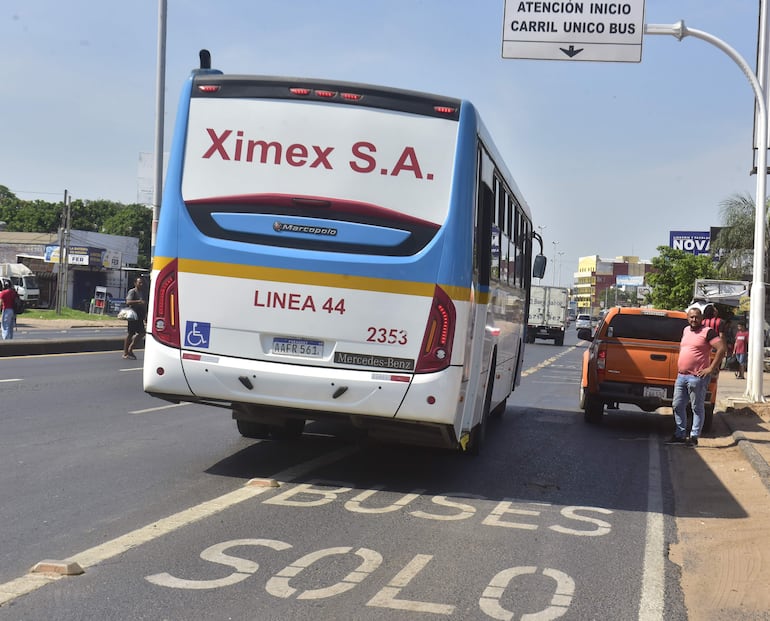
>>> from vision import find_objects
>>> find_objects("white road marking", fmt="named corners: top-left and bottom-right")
top-left (638, 435), bottom-right (665, 621)
top-left (0, 446), bottom-right (357, 606)
top-left (521, 347), bottom-right (577, 377)
top-left (0, 378), bottom-right (22, 383)
top-left (130, 402), bottom-right (191, 414)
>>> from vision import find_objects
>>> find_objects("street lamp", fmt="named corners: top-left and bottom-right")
top-left (555, 251), bottom-right (565, 286)
top-left (551, 241), bottom-right (559, 286)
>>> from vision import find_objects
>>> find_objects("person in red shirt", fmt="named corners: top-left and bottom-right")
top-left (0, 281), bottom-right (19, 340)
top-left (668, 306), bottom-right (726, 447)
top-left (732, 321), bottom-right (749, 379)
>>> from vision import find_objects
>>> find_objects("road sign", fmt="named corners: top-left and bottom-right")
top-left (502, 1), bottom-right (646, 62)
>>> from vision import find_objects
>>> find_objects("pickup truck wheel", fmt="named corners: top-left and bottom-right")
top-left (236, 419), bottom-right (271, 439)
top-left (584, 394), bottom-right (604, 424)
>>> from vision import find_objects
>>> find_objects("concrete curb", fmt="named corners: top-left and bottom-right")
top-left (0, 337), bottom-right (126, 357)
top-left (718, 401), bottom-right (770, 495)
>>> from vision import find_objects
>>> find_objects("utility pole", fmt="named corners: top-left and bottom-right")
top-left (56, 190), bottom-right (68, 314)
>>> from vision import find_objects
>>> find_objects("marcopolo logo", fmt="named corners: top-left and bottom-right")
top-left (273, 221), bottom-right (338, 236)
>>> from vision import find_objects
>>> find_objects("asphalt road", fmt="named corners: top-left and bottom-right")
top-left (0, 331), bottom-right (696, 620)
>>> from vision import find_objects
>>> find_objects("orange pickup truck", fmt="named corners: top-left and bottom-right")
top-left (577, 307), bottom-right (719, 432)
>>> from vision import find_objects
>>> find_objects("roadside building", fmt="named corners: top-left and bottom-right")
top-left (0, 230), bottom-right (140, 311)
top-left (573, 255), bottom-right (653, 316)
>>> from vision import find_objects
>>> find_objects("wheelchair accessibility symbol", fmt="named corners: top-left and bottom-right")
top-left (185, 321), bottom-right (211, 348)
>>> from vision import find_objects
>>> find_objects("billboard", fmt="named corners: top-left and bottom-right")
top-left (669, 231), bottom-right (710, 255)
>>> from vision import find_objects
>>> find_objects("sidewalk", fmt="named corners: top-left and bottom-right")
top-left (715, 369), bottom-right (770, 493)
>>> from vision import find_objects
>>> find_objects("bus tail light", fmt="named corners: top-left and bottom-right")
top-left (152, 259), bottom-right (180, 348)
top-left (415, 286), bottom-right (456, 373)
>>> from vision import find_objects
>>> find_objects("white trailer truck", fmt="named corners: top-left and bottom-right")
top-left (0, 263), bottom-right (40, 309)
top-left (526, 285), bottom-right (569, 346)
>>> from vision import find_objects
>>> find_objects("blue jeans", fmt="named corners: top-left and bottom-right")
top-left (1, 309), bottom-right (14, 340)
top-left (672, 372), bottom-right (709, 438)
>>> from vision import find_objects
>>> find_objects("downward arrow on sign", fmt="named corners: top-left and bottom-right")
top-left (560, 45), bottom-right (583, 58)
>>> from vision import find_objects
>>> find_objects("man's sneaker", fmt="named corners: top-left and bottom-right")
top-left (666, 435), bottom-right (686, 445)
top-left (686, 436), bottom-right (699, 447)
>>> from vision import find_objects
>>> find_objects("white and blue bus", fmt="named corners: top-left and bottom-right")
top-left (144, 52), bottom-right (546, 453)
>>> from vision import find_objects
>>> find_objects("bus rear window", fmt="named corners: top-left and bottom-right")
top-left (185, 195), bottom-right (440, 256)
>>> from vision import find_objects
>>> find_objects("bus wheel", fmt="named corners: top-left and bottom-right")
top-left (236, 419), bottom-right (271, 439)
top-left (272, 418), bottom-right (306, 441)
top-left (490, 397), bottom-right (507, 418)
top-left (467, 371), bottom-right (493, 455)
top-left (584, 394), bottom-right (604, 424)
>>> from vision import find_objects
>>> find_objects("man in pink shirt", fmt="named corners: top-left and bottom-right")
top-left (668, 307), bottom-right (726, 447)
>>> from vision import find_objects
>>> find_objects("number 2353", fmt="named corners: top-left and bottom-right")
top-left (366, 327), bottom-right (408, 345)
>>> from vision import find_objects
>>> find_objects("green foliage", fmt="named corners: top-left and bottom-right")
top-left (711, 192), bottom-right (767, 280)
top-left (647, 246), bottom-right (716, 310)
top-left (0, 186), bottom-right (151, 268)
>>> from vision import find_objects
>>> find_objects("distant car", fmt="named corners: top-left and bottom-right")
top-left (575, 314), bottom-right (592, 330)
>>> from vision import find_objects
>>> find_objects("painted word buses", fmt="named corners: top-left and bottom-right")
top-left (144, 52), bottom-right (546, 453)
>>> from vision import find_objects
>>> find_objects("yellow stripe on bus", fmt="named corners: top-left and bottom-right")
top-left (153, 256), bottom-right (474, 301)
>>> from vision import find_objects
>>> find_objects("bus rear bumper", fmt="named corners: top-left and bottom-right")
top-left (143, 340), bottom-right (458, 420)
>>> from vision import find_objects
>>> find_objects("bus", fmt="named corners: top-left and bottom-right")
top-left (144, 51), bottom-right (547, 453)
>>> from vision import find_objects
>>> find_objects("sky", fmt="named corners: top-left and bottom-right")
top-left (1, 1), bottom-right (765, 285)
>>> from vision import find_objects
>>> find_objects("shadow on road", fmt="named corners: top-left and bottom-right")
top-left (203, 404), bottom-right (748, 521)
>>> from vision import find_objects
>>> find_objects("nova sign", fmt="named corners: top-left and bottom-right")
top-left (669, 231), bottom-right (711, 256)
top-left (502, 1), bottom-right (646, 62)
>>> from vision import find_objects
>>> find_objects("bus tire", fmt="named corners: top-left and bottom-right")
top-left (467, 369), bottom-right (494, 455)
top-left (584, 394), bottom-right (603, 424)
top-left (236, 419), bottom-right (271, 439)
top-left (490, 397), bottom-right (507, 418)
top-left (272, 418), bottom-right (306, 441)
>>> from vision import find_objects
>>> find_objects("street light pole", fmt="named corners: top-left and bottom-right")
top-left (551, 241), bottom-right (559, 286)
top-left (645, 20), bottom-right (767, 403)
top-left (151, 0), bottom-right (167, 262)
top-left (556, 251), bottom-right (565, 286)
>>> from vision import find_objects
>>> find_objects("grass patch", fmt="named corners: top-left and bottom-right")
top-left (22, 308), bottom-right (119, 322)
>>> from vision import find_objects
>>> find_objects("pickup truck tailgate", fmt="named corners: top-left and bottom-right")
top-left (602, 339), bottom-right (679, 385)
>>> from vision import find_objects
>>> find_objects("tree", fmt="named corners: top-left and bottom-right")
top-left (102, 204), bottom-right (152, 268)
top-left (710, 192), bottom-right (764, 280)
top-left (646, 246), bottom-right (716, 310)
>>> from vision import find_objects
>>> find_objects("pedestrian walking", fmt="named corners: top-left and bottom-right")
top-left (668, 306), bottom-right (726, 447)
top-left (732, 321), bottom-right (749, 380)
top-left (0, 280), bottom-right (18, 340)
top-left (123, 276), bottom-right (147, 360)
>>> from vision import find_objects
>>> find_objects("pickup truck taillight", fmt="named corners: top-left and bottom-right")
top-left (597, 347), bottom-right (607, 371)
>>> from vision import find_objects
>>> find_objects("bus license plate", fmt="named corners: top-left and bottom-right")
top-left (272, 338), bottom-right (324, 358)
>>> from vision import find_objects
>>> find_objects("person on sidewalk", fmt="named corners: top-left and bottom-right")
top-left (668, 306), bottom-right (726, 447)
top-left (732, 321), bottom-right (749, 379)
top-left (0, 281), bottom-right (19, 340)
top-left (123, 276), bottom-right (147, 360)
